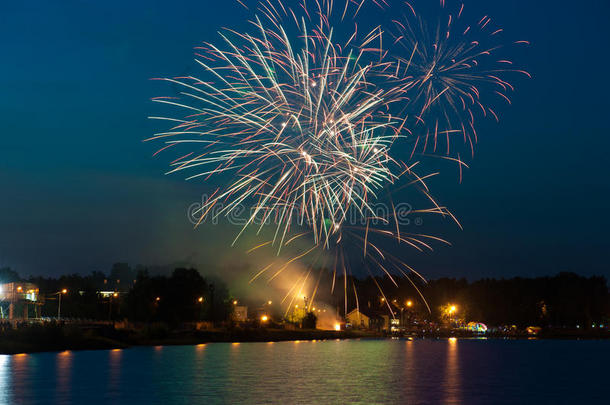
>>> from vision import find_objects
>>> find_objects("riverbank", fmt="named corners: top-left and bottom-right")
top-left (1, 323), bottom-right (608, 354)
top-left (0, 323), bottom-right (377, 354)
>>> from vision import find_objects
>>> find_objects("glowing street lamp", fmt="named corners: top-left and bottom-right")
top-left (406, 300), bottom-right (413, 308)
top-left (449, 305), bottom-right (457, 314)
top-left (54, 289), bottom-right (68, 320)
top-left (233, 300), bottom-right (238, 305)
top-left (261, 315), bottom-right (269, 322)
top-left (198, 297), bottom-right (204, 303)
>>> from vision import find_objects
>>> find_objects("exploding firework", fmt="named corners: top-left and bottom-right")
top-left (148, 11), bottom-right (419, 250)
top-left (388, 0), bottom-right (531, 157)
top-left (148, 0), bottom-right (528, 315)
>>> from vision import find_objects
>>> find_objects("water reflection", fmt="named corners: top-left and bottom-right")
top-left (444, 338), bottom-right (461, 404)
top-left (0, 339), bottom-right (606, 404)
top-left (11, 354), bottom-right (29, 402)
top-left (108, 348), bottom-right (123, 401)
top-left (404, 339), bottom-right (416, 403)
top-left (56, 351), bottom-right (73, 404)
top-left (0, 355), bottom-right (10, 404)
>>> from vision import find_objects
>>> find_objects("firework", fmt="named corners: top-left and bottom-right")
top-left (388, 1), bottom-right (531, 157)
top-left (148, 0), bottom-right (528, 314)
top-left (148, 14), bottom-right (411, 251)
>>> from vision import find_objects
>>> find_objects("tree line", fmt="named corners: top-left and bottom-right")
top-left (1, 265), bottom-right (608, 329)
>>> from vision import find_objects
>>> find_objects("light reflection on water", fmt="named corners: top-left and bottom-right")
top-left (0, 339), bottom-right (607, 404)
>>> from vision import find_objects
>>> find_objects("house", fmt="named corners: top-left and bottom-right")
top-left (233, 305), bottom-right (248, 322)
top-left (346, 308), bottom-right (390, 331)
top-left (0, 282), bottom-right (42, 320)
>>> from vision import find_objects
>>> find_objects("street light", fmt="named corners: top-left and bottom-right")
top-left (53, 289), bottom-right (68, 320)
top-left (197, 297), bottom-right (204, 321)
top-left (406, 300), bottom-right (413, 308)
top-left (109, 292), bottom-right (118, 320)
top-left (261, 315), bottom-right (269, 322)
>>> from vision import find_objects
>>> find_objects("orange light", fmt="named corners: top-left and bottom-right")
top-left (406, 300), bottom-right (413, 307)
top-left (261, 315), bottom-right (269, 322)
top-left (334, 323), bottom-right (341, 331)
top-left (17, 286), bottom-right (23, 292)
top-left (155, 297), bottom-right (161, 302)
top-left (113, 293), bottom-right (118, 298)
top-left (61, 289), bottom-right (68, 294)
top-left (267, 300), bottom-right (272, 305)
top-left (198, 297), bottom-right (204, 303)
top-left (233, 300), bottom-right (238, 305)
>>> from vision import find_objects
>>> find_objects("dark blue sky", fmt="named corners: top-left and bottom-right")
top-left (1, 0), bottom-right (609, 279)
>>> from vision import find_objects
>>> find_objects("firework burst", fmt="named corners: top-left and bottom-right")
top-left (148, 0), bottom-right (528, 315)
top-left (148, 15), bottom-right (411, 250)
top-left (388, 1), bottom-right (531, 157)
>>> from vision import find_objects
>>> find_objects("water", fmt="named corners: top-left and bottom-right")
top-left (0, 338), bottom-right (607, 404)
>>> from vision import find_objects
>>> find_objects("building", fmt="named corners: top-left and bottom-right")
top-left (233, 305), bottom-right (248, 322)
top-left (0, 282), bottom-right (42, 320)
top-left (346, 308), bottom-right (390, 331)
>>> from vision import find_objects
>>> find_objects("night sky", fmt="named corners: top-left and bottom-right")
top-left (1, 0), bottom-right (609, 280)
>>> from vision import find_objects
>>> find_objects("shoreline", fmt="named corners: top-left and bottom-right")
top-left (1, 326), bottom-right (608, 355)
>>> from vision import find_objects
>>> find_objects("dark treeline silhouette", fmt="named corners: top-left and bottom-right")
top-left (292, 269), bottom-right (608, 329)
top-left (1, 264), bottom-right (232, 325)
top-left (126, 268), bottom-right (232, 325)
top-left (320, 272), bottom-right (609, 329)
top-left (1, 264), bottom-right (608, 328)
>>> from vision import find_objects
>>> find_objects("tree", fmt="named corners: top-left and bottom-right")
top-left (302, 311), bottom-right (317, 329)
top-left (0, 267), bottom-right (21, 283)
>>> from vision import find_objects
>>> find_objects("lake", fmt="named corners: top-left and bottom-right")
top-left (1, 338), bottom-right (607, 404)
